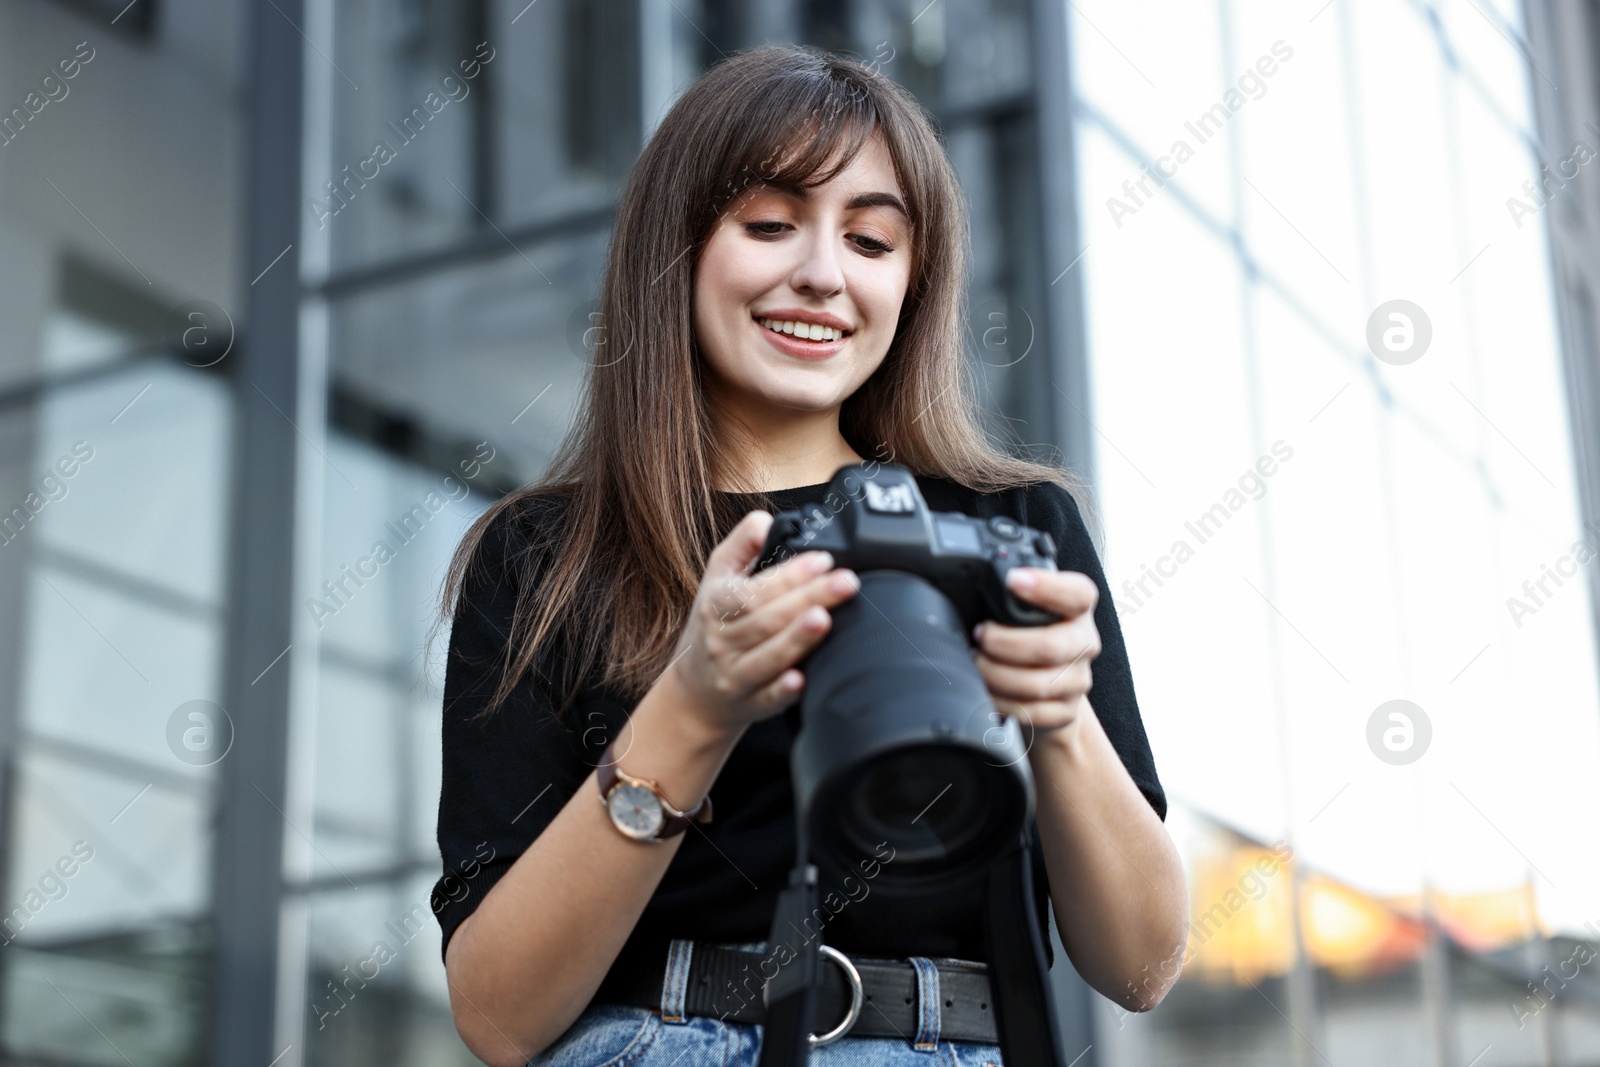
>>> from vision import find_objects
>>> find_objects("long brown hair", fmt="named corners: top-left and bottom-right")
top-left (436, 43), bottom-right (1087, 728)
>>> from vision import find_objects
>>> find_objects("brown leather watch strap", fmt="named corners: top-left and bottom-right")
top-left (596, 736), bottom-right (714, 840)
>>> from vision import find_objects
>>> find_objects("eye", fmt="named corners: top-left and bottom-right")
top-left (744, 220), bottom-right (790, 238)
top-left (852, 234), bottom-right (895, 256)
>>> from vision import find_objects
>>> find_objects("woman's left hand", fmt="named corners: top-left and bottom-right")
top-left (970, 568), bottom-right (1102, 735)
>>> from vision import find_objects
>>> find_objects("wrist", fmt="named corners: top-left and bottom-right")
top-left (600, 669), bottom-right (742, 833)
top-left (646, 662), bottom-right (746, 753)
top-left (1026, 706), bottom-right (1090, 772)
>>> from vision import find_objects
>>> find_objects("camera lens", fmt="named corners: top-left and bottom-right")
top-left (792, 571), bottom-right (1031, 891)
top-left (842, 746), bottom-right (991, 866)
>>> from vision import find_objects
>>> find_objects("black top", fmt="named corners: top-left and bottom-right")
top-left (430, 473), bottom-right (1165, 978)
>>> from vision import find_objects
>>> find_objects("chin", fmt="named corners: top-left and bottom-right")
top-left (744, 380), bottom-right (848, 413)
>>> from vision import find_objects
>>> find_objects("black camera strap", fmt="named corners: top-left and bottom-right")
top-left (756, 834), bottom-right (1066, 1067)
top-left (984, 832), bottom-right (1067, 1066)
top-left (756, 708), bottom-right (827, 1067)
top-left (756, 864), bottom-right (825, 1067)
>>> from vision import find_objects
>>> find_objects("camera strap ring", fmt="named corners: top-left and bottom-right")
top-left (793, 944), bottom-right (862, 1046)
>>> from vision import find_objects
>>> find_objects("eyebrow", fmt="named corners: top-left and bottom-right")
top-left (757, 179), bottom-right (910, 221)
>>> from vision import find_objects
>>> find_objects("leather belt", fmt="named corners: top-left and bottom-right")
top-left (593, 941), bottom-right (999, 1045)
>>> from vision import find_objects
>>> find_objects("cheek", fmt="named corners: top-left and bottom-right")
top-left (714, 218), bottom-right (777, 272)
top-left (853, 270), bottom-right (910, 346)
top-left (691, 262), bottom-right (717, 328)
top-left (698, 235), bottom-right (773, 321)
top-left (692, 239), bottom-right (742, 356)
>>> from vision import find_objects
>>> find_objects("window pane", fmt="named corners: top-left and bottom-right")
top-left (323, 0), bottom-right (495, 271)
top-left (293, 429), bottom-right (491, 1055)
top-left (302, 877), bottom-right (475, 1067)
top-left (1070, 0), bottom-right (1235, 225)
top-left (0, 359), bottom-right (227, 1064)
top-left (328, 231), bottom-right (605, 482)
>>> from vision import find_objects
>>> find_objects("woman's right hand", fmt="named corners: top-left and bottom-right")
top-left (668, 510), bottom-right (860, 735)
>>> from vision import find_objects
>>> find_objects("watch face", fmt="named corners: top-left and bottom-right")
top-left (608, 782), bottom-right (665, 839)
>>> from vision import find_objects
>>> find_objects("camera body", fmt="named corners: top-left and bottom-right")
top-left (754, 462), bottom-right (1063, 631)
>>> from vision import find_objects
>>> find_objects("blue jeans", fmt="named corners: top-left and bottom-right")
top-left (528, 939), bottom-right (1006, 1067)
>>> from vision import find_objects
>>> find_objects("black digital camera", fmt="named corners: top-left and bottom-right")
top-left (755, 462), bottom-right (1062, 630)
top-left (749, 462), bottom-right (1061, 895)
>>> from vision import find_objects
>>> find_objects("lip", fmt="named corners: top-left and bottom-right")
top-left (753, 316), bottom-right (848, 360)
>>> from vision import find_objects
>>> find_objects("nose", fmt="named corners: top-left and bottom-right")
top-left (789, 227), bottom-right (845, 298)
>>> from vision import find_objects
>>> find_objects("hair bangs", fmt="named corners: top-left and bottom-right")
top-left (709, 71), bottom-right (884, 224)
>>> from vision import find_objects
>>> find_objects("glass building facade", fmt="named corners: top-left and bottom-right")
top-left (1070, 2), bottom-right (1600, 1064)
top-left (1, 1), bottom-right (1597, 1066)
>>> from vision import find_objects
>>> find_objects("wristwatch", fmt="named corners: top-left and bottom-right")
top-left (596, 736), bottom-right (714, 843)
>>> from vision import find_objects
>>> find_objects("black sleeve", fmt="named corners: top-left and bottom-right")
top-left (1021, 481), bottom-right (1167, 821)
top-left (430, 498), bottom-right (590, 963)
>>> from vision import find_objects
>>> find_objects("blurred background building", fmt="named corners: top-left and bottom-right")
top-left (1, 0), bottom-right (1598, 1065)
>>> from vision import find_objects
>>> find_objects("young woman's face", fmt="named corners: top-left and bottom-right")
top-left (693, 133), bottom-right (913, 423)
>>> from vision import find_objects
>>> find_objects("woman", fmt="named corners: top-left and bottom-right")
top-left (431, 44), bottom-right (1187, 1067)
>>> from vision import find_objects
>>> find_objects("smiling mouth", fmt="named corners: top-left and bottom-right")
top-left (754, 315), bottom-right (851, 343)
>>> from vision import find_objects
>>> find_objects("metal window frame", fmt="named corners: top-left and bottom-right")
top-left (207, 0), bottom-right (306, 1063)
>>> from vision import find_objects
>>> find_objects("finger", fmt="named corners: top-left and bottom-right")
top-left (992, 696), bottom-right (1079, 732)
top-left (720, 566), bottom-right (859, 643)
top-left (708, 510), bottom-right (775, 580)
top-left (700, 509), bottom-right (777, 623)
top-left (973, 649), bottom-right (1092, 703)
top-left (733, 599), bottom-right (835, 686)
top-left (1007, 569), bottom-right (1098, 617)
top-left (707, 549), bottom-right (836, 624)
top-left (976, 616), bottom-right (1100, 668)
top-left (749, 667), bottom-right (805, 714)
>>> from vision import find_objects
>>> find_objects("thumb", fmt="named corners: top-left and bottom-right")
top-left (711, 510), bottom-right (775, 578)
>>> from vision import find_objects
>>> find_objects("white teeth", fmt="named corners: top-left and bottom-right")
top-left (758, 317), bottom-right (844, 341)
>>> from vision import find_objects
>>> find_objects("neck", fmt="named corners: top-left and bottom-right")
top-left (711, 395), bottom-right (865, 493)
